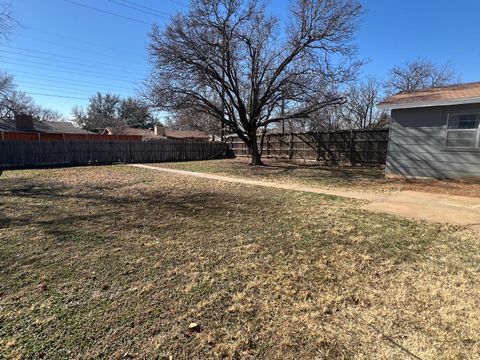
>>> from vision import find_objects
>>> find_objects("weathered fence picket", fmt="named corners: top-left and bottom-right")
top-left (0, 140), bottom-right (225, 169)
top-left (228, 129), bottom-right (389, 164)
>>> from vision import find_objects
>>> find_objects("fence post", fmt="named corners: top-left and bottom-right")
top-left (348, 130), bottom-right (354, 164)
top-left (266, 134), bottom-right (270, 157)
top-left (289, 133), bottom-right (293, 160)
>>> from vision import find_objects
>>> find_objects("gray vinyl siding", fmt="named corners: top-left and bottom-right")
top-left (386, 104), bottom-right (480, 178)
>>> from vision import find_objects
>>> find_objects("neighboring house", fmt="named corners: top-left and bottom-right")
top-left (102, 126), bottom-right (161, 141)
top-left (102, 125), bottom-right (210, 141)
top-left (0, 114), bottom-right (92, 134)
top-left (163, 128), bottom-right (210, 141)
top-left (378, 82), bottom-right (480, 179)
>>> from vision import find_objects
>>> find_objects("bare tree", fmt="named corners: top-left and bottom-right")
top-left (344, 76), bottom-right (383, 129)
top-left (166, 108), bottom-right (221, 134)
top-left (146, 0), bottom-right (362, 165)
top-left (0, 0), bottom-right (17, 40)
top-left (0, 90), bottom-right (35, 120)
top-left (0, 71), bottom-right (13, 97)
top-left (31, 105), bottom-right (65, 122)
top-left (384, 58), bottom-right (460, 96)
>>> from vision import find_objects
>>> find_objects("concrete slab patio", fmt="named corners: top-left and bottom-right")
top-left (364, 191), bottom-right (480, 226)
top-left (131, 164), bottom-right (480, 227)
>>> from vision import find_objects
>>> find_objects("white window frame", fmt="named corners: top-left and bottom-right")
top-left (445, 111), bottom-right (480, 149)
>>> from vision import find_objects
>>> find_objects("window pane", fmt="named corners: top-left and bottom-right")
top-left (446, 130), bottom-right (477, 147)
top-left (448, 114), bottom-right (479, 129)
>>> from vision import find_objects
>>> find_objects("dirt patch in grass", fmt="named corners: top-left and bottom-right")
top-left (1, 165), bottom-right (480, 359)
top-left (158, 158), bottom-right (480, 197)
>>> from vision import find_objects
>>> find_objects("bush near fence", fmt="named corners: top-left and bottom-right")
top-left (0, 140), bottom-right (225, 169)
top-left (228, 129), bottom-right (390, 164)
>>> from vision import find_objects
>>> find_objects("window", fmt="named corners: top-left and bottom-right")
top-left (446, 112), bottom-right (480, 148)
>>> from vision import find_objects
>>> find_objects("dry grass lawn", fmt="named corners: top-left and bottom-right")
top-left (158, 158), bottom-right (480, 197)
top-left (1, 165), bottom-right (479, 359)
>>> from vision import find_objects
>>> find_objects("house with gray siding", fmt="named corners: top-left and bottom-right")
top-left (378, 82), bottom-right (480, 179)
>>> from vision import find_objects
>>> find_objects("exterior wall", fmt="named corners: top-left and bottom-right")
top-left (386, 104), bottom-right (480, 179)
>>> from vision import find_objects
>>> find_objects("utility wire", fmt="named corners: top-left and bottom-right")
top-left (10, 69), bottom-right (137, 88)
top-left (0, 50), bottom-right (146, 76)
top-left (15, 79), bottom-right (133, 96)
top-left (26, 26), bottom-right (138, 55)
top-left (165, 0), bottom-right (188, 7)
top-left (105, 0), bottom-right (170, 19)
top-left (63, 0), bottom-right (152, 25)
top-left (24, 91), bottom-right (89, 100)
top-left (1, 58), bottom-right (141, 82)
top-left (0, 44), bottom-right (144, 71)
top-left (17, 84), bottom-right (95, 97)
top-left (16, 33), bottom-right (137, 63)
top-left (15, 76), bottom-right (135, 93)
top-left (122, 0), bottom-right (179, 14)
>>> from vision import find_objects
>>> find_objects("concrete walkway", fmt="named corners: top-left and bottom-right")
top-left (131, 164), bottom-right (480, 227)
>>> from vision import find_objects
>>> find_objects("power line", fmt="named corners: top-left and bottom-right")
top-left (0, 44), bottom-right (145, 72)
top-left (26, 26), bottom-right (139, 56)
top-left (16, 33), bottom-right (137, 63)
top-left (1, 59), bottom-right (142, 83)
top-left (105, 0), bottom-right (170, 19)
top-left (24, 91), bottom-right (89, 100)
top-left (122, 0), bottom-right (179, 13)
top-left (17, 84), bottom-right (95, 97)
top-left (15, 75), bottom-right (135, 93)
top-left (165, 0), bottom-right (188, 7)
top-left (9, 69), bottom-right (138, 89)
top-left (16, 78), bottom-right (138, 96)
top-left (0, 49), bottom-right (146, 76)
top-left (14, 79), bottom-right (131, 96)
top-left (63, 0), bottom-right (152, 25)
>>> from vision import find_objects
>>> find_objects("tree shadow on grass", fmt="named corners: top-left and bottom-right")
top-left (0, 174), bottom-right (444, 273)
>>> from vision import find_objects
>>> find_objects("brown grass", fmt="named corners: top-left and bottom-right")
top-left (157, 158), bottom-right (480, 197)
top-left (1, 165), bottom-right (479, 359)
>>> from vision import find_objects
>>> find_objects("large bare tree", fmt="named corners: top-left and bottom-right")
top-left (384, 58), bottom-right (460, 96)
top-left (147, 0), bottom-right (362, 164)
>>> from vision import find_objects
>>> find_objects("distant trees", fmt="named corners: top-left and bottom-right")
top-left (118, 97), bottom-right (158, 128)
top-left (165, 109), bottom-right (221, 134)
top-left (146, 0), bottom-right (363, 165)
top-left (384, 58), bottom-right (460, 95)
top-left (0, 90), bottom-right (34, 120)
top-left (0, 72), bottom-right (13, 97)
top-left (72, 92), bottom-right (159, 131)
top-left (293, 59), bottom-right (461, 132)
top-left (0, 78), bottom-right (65, 122)
top-left (343, 77), bottom-right (384, 129)
top-left (277, 77), bottom-right (385, 132)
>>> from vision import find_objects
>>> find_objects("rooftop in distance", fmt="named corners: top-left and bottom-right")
top-left (378, 81), bottom-right (480, 110)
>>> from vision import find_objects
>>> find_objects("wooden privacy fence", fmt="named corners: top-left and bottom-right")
top-left (0, 140), bottom-right (225, 169)
top-left (0, 131), bottom-right (143, 142)
top-left (228, 129), bottom-right (390, 164)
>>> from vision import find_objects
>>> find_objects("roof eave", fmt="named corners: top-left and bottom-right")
top-left (377, 96), bottom-right (480, 110)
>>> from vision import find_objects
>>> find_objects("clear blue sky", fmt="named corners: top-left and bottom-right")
top-left (2, 0), bottom-right (480, 118)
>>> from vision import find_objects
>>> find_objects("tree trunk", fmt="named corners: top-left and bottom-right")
top-left (248, 130), bottom-right (264, 166)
